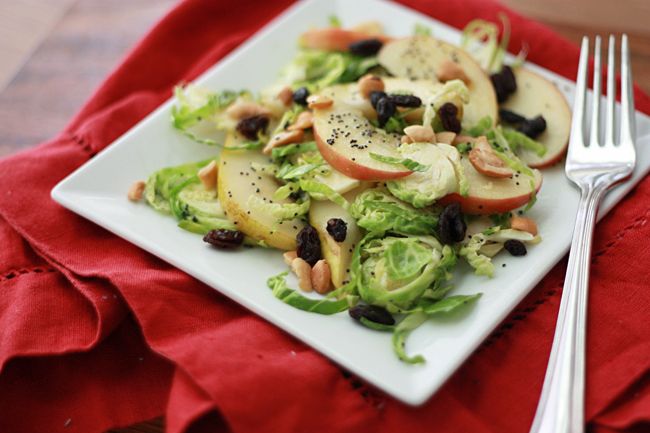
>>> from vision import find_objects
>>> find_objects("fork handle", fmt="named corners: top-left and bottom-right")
top-left (529, 184), bottom-right (607, 433)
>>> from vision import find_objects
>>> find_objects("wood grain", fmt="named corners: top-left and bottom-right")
top-left (0, 1), bottom-right (648, 432)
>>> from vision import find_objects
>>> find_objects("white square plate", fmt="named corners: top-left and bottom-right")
top-left (52, 0), bottom-right (650, 405)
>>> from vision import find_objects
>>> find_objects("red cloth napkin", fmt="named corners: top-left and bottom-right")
top-left (0, 0), bottom-right (649, 432)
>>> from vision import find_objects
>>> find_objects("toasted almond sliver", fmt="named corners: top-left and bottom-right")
top-left (401, 135), bottom-right (413, 144)
top-left (510, 216), bottom-right (538, 236)
top-left (437, 60), bottom-right (471, 85)
top-left (436, 131), bottom-right (457, 145)
top-left (225, 101), bottom-right (272, 120)
top-left (128, 181), bottom-right (146, 201)
top-left (358, 74), bottom-right (385, 99)
top-left (291, 257), bottom-right (312, 292)
top-left (197, 160), bottom-right (218, 190)
top-left (311, 260), bottom-right (332, 294)
top-left (468, 137), bottom-right (514, 178)
top-left (287, 111), bottom-right (314, 131)
top-left (283, 251), bottom-right (298, 266)
top-left (403, 125), bottom-right (435, 143)
top-left (277, 86), bottom-right (294, 106)
top-left (452, 134), bottom-right (478, 146)
top-left (307, 95), bottom-right (333, 110)
top-left (262, 129), bottom-right (305, 155)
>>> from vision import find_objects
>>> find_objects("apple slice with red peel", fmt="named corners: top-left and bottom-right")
top-left (378, 36), bottom-right (498, 129)
top-left (313, 104), bottom-right (412, 180)
top-left (300, 28), bottom-right (392, 51)
top-left (438, 156), bottom-right (542, 215)
top-left (500, 68), bottom-right (571, 168)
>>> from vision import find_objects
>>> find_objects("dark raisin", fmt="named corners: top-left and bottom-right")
top-left (296, 225), bottom-right (321, 266)
top-left (504, 240), bottom-right (527, 256)
top-left (326, 218), bottom-right (347, 242)
top-left (389, 94), bottom-right (422, 108)
top-left (289, 190), bottom-right (305, 201)
top-left (438, 102), bottom-right (461, 133)
top-left (370, 90), bottom-right (387, 109)
top-left (203, 229), bottom-right (245, 249)
top-left (293, 87), bottom-right (310, 106)
top-left (518, 115), bottom-right (547, 138)
top-left (438, 202), bottom-right (467, 244)
top-left (348, 38), bottom-right (383, 57)
top-left (349, 304), bottom-right (395, 325)
top-left (490, 65), bottom-right (517, 103)
top-left (235, 115), bottom-right (269, 140)
top-left (375, 96), bottom-right (396, 127)
top-left (499, 109), bottom-right (527, 125)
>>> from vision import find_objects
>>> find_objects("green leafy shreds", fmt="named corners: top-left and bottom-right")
top-left (456, 142), bottom-right (473, 154)
top-left (360, 317), bottom-right (395, 332)
top-left (247, 195), bottom-right (310, 222)
top-left (267, 272), bottom-right (354, 315)
top-left (460, 14), bottom-right (519, 73)
top-left (350, 188), bottom-right (438, 235)
top-left (459, 233), bottom-right (494, 277)
top-left (369, 153), bottom-right (429, 172)
top-left (224, 139), bottom-right (264, 151)
top-left (298, 179), bottom-right (349, 210)
top-left (413, 23), bottom-right (432, 36)
top-left (465, 116), bottom-right (493, 137)
top-left (392, 313), bottom-right (427, 364)
top-left (273, 182), bottom-right (299, 201)
top-left (383, 115), bottom-right (407, 134)
top-left (271, 141), bottom-right (318, 161)
top-left (502, 128), bottom-right (546, 157)
top-left (278, 163), bottom-right (324, 180)
top-left (272, 104), bottom-right (304, 136)
top-left (412, 294), bottom-right (482, 315)
top-left (490, 212), bottom-right (513, 228)
top-left (328, 15), bottom-right (342, 27)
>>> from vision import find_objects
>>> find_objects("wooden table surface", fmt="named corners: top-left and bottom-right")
top-left (0, 1), bottom-right (648, 432)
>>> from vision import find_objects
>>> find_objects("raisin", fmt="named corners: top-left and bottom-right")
top-left (293, 87), bottom-right (310, 106)
top-left (499, 109), bottom-right (527, 124)
top-left (438, 102), bottom-right (461, 133)
top-left (349, 304), bottom-right (395, 325)
top-left (490, 65), bottom-right (517, 103)
top-left (235, 115), bottom-right (269, 140)
top-left (504, 240), bottom-right (527, 256)
top-left (296, 225), bottom-right (321, 266)
top-left (203, 229), bottom-right (245, 249)
top-left (348, 38), bottom-right (383, 57)
top-left (326, 218), bottom-right (347, 242)
top-left (389, 94), bottom-right (422, 108)
top-left (370, 90), bottom-right (387, 109)
top-left (518, 115), bottom-right (547, 139)
top-left (438, 202), bottom-right (466, 244)
top-left (375, 96), bottom-right (396, 127)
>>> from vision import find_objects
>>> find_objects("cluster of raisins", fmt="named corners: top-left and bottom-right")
top-left (296, 225), bottom-right (321, 266)
top-left (349, 304), bottom-right (395, 325)
top-left (203, 229), bottom-right (245, 249)
top-left (438, 202), bottom-right (467, 245)
top-left (437, 102), bottom-right (461, 133)
top-left (369, 91), bottom-right (423, 128)
top-left (326, 218), bottom-right (348, 242)
top-left (499, 109), bottom-right (547, 139)
top-left (236, 115), bottom-right (269, 140)
top-left (348, 38), bottom-right (384, 57)
top-left (490, 65), bottom-right (517, 103)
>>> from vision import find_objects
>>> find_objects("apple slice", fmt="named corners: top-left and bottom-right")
top-left (500, 68), bottom-right (571, 168)
top-left (309, 189), bottom-right (364, 288)
top-left (300, 28), bottom-right (392, 51)
top-left (218, 134), bottom-right (305, 250)
top-left (313, 104), bottom-right (412, 180)
top-left (378, 36), bottom-right (498, 129)
top-left (438, 156), bottom-right (542, 214)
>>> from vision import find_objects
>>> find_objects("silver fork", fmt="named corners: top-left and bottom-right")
top-left (529, 35), bottom-right (636, 433)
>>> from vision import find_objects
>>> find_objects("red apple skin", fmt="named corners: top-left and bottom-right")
top-left (300, 28), bottom-right (392, 51)
top-left (314, 129), bottom-right (412, 181)
top-left (527, 147), bottom-right (566, 169)
top-left (438, 179), bottom-right (543, 215)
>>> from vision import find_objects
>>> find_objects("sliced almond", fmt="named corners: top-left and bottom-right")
top-left (263, 129), bottom-right (305, 155)
top-left (437, 60), bottom-right (471, 85)
top-left (277, 86), bottom-right (294, 106)
top-left (287, 111), bottom-right (314, 131)
top-left (283, 251), bottom-right (298, 266)
top-left (291, 257), bottom-right (312, 292)
top-left (403, 125), bottom-right (435, 143)
top-left (358, 74), bottom-right (385, 99)
top-left (197, 160), bottom-right (218, 190)
top-left (128, 181), bottom-right (146, 201)
top-left (401, 135), bottom-right (413, 144)
top-left (469, 137), bottom-right (514, 178)
top-left (311, 260), bottom-right (332, 294)
top-left (307, 95), bottom-right (334, 110)
top-left (226, 101), bottom-right (271, 120)
top-left (436, 131), bottom-right (456, 145)
top-left (510, 216), bottom-right (538, 236)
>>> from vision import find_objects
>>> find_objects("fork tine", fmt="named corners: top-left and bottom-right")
top-left (620, 34), bottom-right (636, 147)
top-left (569, 37), bottom-right (589, 151)
top-left (589, 36), bottom-right (602, 146)
top-left (604, 35), bottom-right (616, 147)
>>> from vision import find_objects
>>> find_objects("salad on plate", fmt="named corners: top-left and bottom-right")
top-left (127, 16), bottom-right (571, 363)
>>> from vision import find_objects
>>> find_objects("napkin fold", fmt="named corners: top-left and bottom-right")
top-left (0, 0), bottom-right (648, 432)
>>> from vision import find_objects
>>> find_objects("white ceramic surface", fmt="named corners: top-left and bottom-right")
top-left (51, 0), bottom-right (650, 405)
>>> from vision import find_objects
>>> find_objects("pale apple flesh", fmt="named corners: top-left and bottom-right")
top-left (378, 36), bottom-right (498, 129)
top-left (500, 68), bottom-right (571, 168)
top-left (218, 134), bottom-right (305, 250)
top-left (313, 104), bottom-right (412, 180)
top-left (438, 156), bottom-right (543, 215)
top-left (309, 189), bottom-right (364, 288)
